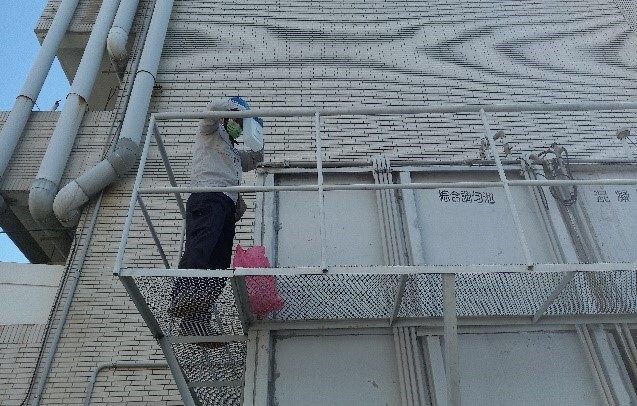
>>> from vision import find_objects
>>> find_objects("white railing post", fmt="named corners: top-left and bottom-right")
top-left (113, 115), bottom-right (156, 275)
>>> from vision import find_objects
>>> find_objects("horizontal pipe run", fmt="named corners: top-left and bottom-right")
top-left (152, 101), bottom-right (637, 121)
top-left (117, 262), bottom-right (637, 278)
top-left (138, 177), bottom-right (637, 196)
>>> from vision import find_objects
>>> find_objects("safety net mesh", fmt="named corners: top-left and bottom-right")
top-left (133, 269), bottom-right (637, 325)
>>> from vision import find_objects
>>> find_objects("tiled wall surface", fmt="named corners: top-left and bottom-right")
top-left (2, 0), bottom-right (636, 404)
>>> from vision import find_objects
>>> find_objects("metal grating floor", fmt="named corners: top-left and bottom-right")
top-left (119, 266), bottom-right (637, 405)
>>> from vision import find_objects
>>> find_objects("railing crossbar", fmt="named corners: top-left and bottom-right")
top-left (152, 101), bottom-right (637, 121)
top-left (137, 177), bottom-right (637, 196)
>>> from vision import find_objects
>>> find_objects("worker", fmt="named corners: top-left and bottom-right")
top-left (168, 97), bottom-right (264, 346)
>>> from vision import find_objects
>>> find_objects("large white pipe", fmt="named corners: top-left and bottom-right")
top-left (29, 0), bottom-right (121, 229)
top-left (0, 0), bottom-right (80, 210)
top-left (107, 0), bottom-right (141, 65)
top-left (54, 0), bottom-right (174, 227)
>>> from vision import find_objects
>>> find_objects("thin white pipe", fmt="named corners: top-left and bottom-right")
top-left (480, 109), bottom-right (533, 267)
top-left (0, 0), bottom-right (79, 207)
top-left (613, 324), bottom-right (637, 379)
top-left (393, 328), bottom-right (409, 406)
top-left (403, 327), bottom-right (419, 405)
top-left (31, 193), bottom-right (103, 406)
top-left (577, 326), bottom-right (612, 406)
top-left (410, 327), bottom-right (429, 404)
top-left (84, 360), bottom-right (168, 406)
top-left (581, 325), bottom-right (616, 406)
top-left (29, 0), bottom-right (121, 228)
top-left (54, 0), bottom-right (174, 226)
top-left (442, 274), bottom-right (461, 406)
top-left (315, 112), bottom-right (327, 271)
top-left (381, 157), bottom-right (400, 265)
top-left (521, 161), bottom-right (565, 264)
top-left (399, 328), bottom-right (415, 406)
top-left (622, 325), bottom-right (637, 373)
top-left (372, 160), bottom-right (391, 266)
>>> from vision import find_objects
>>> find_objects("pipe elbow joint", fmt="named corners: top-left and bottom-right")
top-left (29, 178), bottom-right (60, 228)
top-left (109, 137), bottom-right (138, 177)
top-left (53, 181), bottom-right (88, 227)
top-left (107, 26), bottom-right (129, 61)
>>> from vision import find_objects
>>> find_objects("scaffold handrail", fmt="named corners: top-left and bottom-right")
top-left (114, 101), bottom-right (637, 277)
top-left (136, 177), bottom-right (637, 195)
top-left (151, 100), bottom-right (637, 120)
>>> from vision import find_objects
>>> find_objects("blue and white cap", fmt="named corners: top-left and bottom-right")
top-left (228, 97), bottom-right (264, 151)
top-left (229, 96), bottom-right (250, 111)
top-left (229, 97), bottom-right (264, 127)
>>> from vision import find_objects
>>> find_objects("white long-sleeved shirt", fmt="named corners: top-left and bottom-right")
top-left (191, 99), bottom-right (264, 203)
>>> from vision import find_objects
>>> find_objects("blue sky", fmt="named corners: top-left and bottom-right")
top-left (1, 2), bottom-right (69, 262)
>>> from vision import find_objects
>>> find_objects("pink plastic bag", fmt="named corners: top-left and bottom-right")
top-left (233, 245), bottom-right (284, 316)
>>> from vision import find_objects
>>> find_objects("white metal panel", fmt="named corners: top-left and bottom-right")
top-left (275, 173), bottom-right (384, 267)
top-left (431, 332), bottom-right (603, 405)
top-left (272, 333), bottom-right (401, 406)
top-left (410, 171), bottom-right (557, 266)
top-left (571, 166), bottom-right (637, 262)
top-left (0, 263), bottom-right (63, 325)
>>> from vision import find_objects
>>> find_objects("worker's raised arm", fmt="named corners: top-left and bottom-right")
top-left (199, 99), bottom-right (234, 137)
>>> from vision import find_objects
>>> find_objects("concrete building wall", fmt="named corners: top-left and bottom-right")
top-left (1, 0), bottom-right (636, 404)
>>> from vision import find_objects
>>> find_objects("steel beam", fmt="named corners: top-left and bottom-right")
top-left (158, 336), bottom-right (199, 406)
top-left (118, 275), bottom-right (164, 338)
top-left (137, 195), bottom-right (170, 268)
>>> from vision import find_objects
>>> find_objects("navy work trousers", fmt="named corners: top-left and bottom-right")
top-left (174, 192), bottom-right (236, 305)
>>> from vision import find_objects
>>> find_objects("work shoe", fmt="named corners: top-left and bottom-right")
top-left (179, 314), bottom-right (228, 350)
top-left (168, 291), bottom-right (215, 318)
